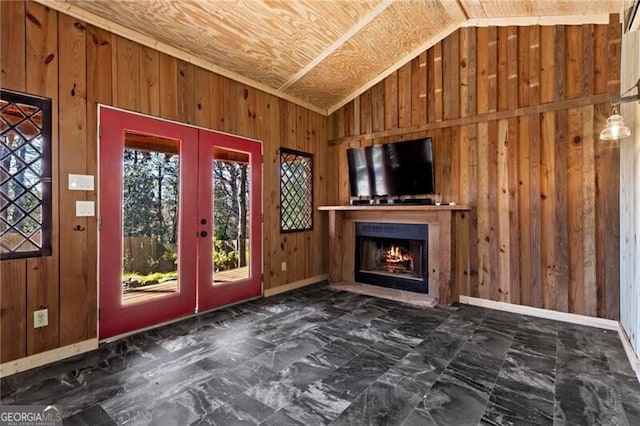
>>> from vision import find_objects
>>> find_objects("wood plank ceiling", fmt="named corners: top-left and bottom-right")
top-left (36, 0), bottom-right (620, 115)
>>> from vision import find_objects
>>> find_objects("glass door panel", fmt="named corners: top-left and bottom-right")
top-left (99, 107), bottom-right (198, 340)
top-left (122, 132), bottom-right (180, 305)
top-left (212, 148), bottom-right (251, 285)
top-left (197, 131), bottom-right (262, 312)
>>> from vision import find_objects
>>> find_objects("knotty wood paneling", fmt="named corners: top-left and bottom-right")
top-left (529, 26), bottom-right (540, 106)
top-left (397, 62), bottom-right (411, 128)
top-left (428, 42), bottom-right (443, 122)
top-left (528, 112), bottom-right (543, 307)
top-left (193, 67), bottom-right (210, 129)
top-left (517, 27), bottom-right (530, 107)
top-left (459, 27), bottom-right (477, 118)
top-left (540, 111), bottom-right (557, 310)
top-left (477, 28), bottom-right (491, 114)
top-left (177, 60), bottom-right (195, 125)
top-left (540, 27), bottom-right (555, 103)
top-left (84, 24), bottom-right (111, 345)
top-left (208, 73), bottom-right (225, 130)
top-left (58, 12), bottom-right (90, 346)
top-left (0, 0), bottom-right (28, 362)
top-left (1, 0), bottom-right (25, 91)
top-left (1, 1), bottom-right (328, 364)
top-left (0, 261), bottom-right (27, 362)
top-left (25, 0), bottom-right (60, 355)
top-left (411, 52), bottom-right (428, 125)
top-left (581, 106), bottom-right (597, 317)
top-left (506, 117), bottom-right (520, 304)
top-left (496, 119), bottom-right (510, 302)
top-left (113, 37), bottom-right (139, 112)
top-left (384, 71), bottom-right (398, 130)
top-left (329, 19), bottom-right (622, 320)
top-left (506, 27), bottom-right (518, 111)
top-left (443, 30), bottom-right (460, 120)
top-left (139, 46), bottom-right (160, 117)
top-left (159, 54), bottom-right (179, 121)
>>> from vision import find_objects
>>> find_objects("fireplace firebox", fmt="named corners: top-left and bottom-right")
top-left (355, 222), bottom-right (428, 293)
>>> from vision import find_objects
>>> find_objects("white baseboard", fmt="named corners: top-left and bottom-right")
top-left (459, 296), bottom-right (640, 382)
top-left (264, 274), bottom-right (328, 297)
top-left (617, 325), bottom-right (640, 380)
top-left (0, 338), bottom-right (98, 378)
top-left (459, 296), bottom-right (619, 329)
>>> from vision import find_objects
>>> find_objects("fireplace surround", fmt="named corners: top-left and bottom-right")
top-left (319, 204), bottom-right (472, 304)
top-left (355, 222), bottom-right (428, 293)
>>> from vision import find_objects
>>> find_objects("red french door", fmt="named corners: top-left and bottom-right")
top-left (98, 107), bottom-right (262, 339)
top-left (197, 131), bottom-right (262, 311)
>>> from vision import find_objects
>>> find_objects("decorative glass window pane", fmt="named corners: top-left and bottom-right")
top-left (280, 148), bottom-right (313, 232)
top-left (0, 89), bottom-right (52, 260)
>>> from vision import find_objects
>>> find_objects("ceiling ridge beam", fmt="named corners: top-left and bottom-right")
top-left (327, 21), bottom-right (461, 115)
top-left (277, 0), bottom-right (396, 92)
top-left (326, 0), bottom-right (468, 114)
top-left (326, 23), bottom-right (468, 114)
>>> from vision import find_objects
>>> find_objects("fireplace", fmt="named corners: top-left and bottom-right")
top-left (355, 222), bottom-right (428, 293)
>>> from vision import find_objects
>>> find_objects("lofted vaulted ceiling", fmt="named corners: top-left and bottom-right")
top-left (37, 0), bottom-right (620, 115)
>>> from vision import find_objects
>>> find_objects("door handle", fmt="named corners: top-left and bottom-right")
top-left (200, 231), bottom-right (208, 237)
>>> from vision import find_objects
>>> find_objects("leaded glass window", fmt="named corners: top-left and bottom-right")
top-left (0, 89), bottom-right (52, 259)
top-left (280, 148), bottom-right (313, 232)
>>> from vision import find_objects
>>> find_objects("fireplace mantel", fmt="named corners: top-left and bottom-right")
top-left (319, 205), bottom-right (472, 305)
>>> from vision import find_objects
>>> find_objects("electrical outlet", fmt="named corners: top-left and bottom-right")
top-left (34, 309), bottom-right (48, 328)
top-left (281, 262), bottom-right (287, 271)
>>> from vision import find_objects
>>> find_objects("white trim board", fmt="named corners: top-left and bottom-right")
top-left (0, 339), bottom-right (98, 378)
top-left (459, 296), bottom-right (619, 329)
top-left (460, 296), bottom-right (640, 381)
top-left (329, 281), bottom-right (437, 308)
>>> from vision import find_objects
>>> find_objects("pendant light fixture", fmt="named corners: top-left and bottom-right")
top-left (600, 78), bottom-right (640, 140)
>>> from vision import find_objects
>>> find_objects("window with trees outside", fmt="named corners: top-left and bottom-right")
top-left (0, 89), bottom-right (52, 260)
top-left (280, 148), bottom-right (313, 232)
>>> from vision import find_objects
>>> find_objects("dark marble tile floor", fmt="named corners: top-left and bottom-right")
top-left (2, 283), bottom-right (639, 425)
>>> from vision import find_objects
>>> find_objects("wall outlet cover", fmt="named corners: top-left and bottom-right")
top-left (34, 309), bottom-right (48, 328)
top-left (281, 262), bottom-right (287, 271)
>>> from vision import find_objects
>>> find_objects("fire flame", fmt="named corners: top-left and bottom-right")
top-left (382, 245), bottom-right (413, 268)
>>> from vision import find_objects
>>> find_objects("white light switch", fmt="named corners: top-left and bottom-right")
top-left (76, 201), bottom-right (95, 217)
top-left (68, 174), bottom-right (95, 191)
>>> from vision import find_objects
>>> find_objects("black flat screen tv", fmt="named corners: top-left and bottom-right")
top-left (347, 137), bottom-right (435, 198)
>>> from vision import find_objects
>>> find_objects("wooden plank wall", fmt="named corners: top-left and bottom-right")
top-left (619, 27), bottom-right (639, 353)
top-left (0, 1), bottom-right (328, 363)
top-left (328, 18), bottom-right (622, 320)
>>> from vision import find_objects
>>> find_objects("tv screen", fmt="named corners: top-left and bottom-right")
top-left (347, 147), bottom-right (371, 197)
top-left (347, 137), bottom-right (435, 198)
